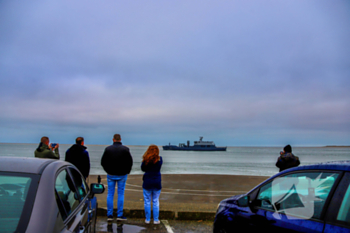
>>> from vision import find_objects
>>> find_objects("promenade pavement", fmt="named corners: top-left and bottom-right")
top-left (89, 174), bottom-right (269, 221)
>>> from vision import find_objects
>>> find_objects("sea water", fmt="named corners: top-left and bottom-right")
top-left (0, 143), bottom-right (349, 177)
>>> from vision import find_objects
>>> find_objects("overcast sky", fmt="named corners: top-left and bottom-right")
top-left (0, 0), bottom-right (349, 146)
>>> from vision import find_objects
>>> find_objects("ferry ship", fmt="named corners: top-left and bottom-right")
top-left (162, 137), bottom-right (227, 151)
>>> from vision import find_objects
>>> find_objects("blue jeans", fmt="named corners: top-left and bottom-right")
top-left (143, 189), bottom-right (161, 221)
top-left (107, 174), bottom-right (128, 217)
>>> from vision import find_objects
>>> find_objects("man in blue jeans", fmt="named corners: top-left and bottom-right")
top-left (101, 134), bottom-right (133, 222)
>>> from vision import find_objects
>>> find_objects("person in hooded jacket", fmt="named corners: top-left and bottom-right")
top-left (141, 145), bottom-right (163, 225)
top-left (34, 136), bottom-right (60, 159)
top-left (276, 144), bottom-right (300, 172)
top-left (65, 137), bottom-right (90, 179)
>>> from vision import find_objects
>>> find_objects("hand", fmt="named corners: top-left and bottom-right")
top-left (50, 143), bottom-right (59, 150)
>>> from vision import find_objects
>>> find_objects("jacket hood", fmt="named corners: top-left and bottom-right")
top-left (36, 143), bottom-right (48, 152)
top-left (70, 144), bottom-right (87, 150)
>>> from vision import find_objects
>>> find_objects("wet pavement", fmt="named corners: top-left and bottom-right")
top-left (96, 217), bottom-right (213, 233)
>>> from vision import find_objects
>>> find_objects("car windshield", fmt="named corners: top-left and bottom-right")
top-left (0, 173), bottom-right (36, 233)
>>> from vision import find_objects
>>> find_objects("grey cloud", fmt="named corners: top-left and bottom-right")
top-left (0, 0), bottom-right (349, 146)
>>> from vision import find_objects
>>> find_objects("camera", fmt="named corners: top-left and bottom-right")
top-left (51, 143), bottom-right (57, 148)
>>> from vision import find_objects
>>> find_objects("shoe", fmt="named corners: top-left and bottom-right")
top-left (145, 220), bottom-right (150, 224)
top-left (117, 216), bottom-right (127, 221)
top-left (154, 220), bottom-right (160, 224)
top-left (107, 216), bottom-right (113, 222)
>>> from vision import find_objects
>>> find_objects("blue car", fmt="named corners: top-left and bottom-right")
top-left (214, 161), bottom-right (350, 232)
top-left (0, 157), bottom-right (105, 233)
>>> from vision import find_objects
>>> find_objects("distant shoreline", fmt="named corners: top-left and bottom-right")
top-left (0, 142), bottom-right (349, 148)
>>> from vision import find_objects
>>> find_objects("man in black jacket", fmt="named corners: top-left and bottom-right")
top-left (65, 137), bottom-right (90, 179)
top-left (101, 134), bottom-right (133, 222)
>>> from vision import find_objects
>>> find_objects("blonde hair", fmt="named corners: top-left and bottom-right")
top-left (142, 145), bottom-right (160, 165)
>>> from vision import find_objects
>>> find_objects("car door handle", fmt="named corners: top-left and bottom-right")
top-left (251, 215), bottom-right (276, 224)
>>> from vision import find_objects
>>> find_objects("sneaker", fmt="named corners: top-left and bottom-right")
top-left (145, 220), bottom-right (150, 224)
top-left (117, 216), bottom-right (127, 221)
top-left (154, 220), bottom-right (160, 224)
top-left (107, 216), bottom-right (113, 222)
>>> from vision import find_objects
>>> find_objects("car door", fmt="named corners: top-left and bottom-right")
top-left (323, 172), bottom-right (350, 232)
top-left (247, 170), bottom-right (341, 233)
top-left (67, 167), bottom-right (91, 232)
top-left (55, 167), bottom-right (89, 233)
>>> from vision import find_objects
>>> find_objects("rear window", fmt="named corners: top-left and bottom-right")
top-left (0, 173), bottom-right (37, 233)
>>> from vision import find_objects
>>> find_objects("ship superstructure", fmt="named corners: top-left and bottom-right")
top-left (163, 137), bottom-right (227, 151)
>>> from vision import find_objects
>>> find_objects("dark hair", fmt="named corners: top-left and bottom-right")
top-left (113, 134), bottom-right (121, 141)
top-left (40, 136), bottom-right (49, 143)
top-left (284, 144), bottom-right (292, 153)
top-left (76, 137), bottom-right (84, 145)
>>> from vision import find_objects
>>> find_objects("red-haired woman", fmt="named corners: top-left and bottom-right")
top-left (141, 145), bottom-right (163, 224)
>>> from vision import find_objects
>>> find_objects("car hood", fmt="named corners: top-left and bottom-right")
top-left (219, 194), bottom-right (245, 206)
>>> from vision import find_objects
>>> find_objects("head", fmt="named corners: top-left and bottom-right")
top-left (113, 134), bottom-right (121, 142)
top-left (142, 145), bottom-right (160, 165)
top-left (76, 137), bottom-right (84, 145)
top-left (40, 136), bottom-right (49, 146)
top-left (284, 144), bottom-right (292, 153)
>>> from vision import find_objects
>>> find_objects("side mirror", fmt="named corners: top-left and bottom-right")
top-left (252, 199), bottom-right (263, 207)
top-left (237, 195), bottom-right (249, 207)
top-left (89, 183), bottom-right (105, 198)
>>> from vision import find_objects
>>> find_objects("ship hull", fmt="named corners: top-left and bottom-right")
top-left (162, 145), bottom-right (227, 151)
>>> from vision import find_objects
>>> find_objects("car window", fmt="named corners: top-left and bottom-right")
top-left (337, 181), bottom-right (350, 223)
top-left (0, 175), bottom-right (32, 233)
top-left (55, 169), bottom-right (80, 221)
top-left (257, 171), bottom-right (339, 220)
top-left (67, 167), bottom-right (88, 201)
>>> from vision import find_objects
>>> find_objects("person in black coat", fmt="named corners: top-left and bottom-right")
top-left (65, 137), bottom-right (90, 179)
top-left (100, 135), bottom-right (133, 176)
top-left (276, 144), bottom-right (300, 172)
top-left (100, 134), bottom-right (133, 221)
top-left (141, 145), bottom-right (162, 224)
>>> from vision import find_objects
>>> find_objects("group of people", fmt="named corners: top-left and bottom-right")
top-left (100, 134), bottom-right (162, 224)
top-left (34, 135), bottom-right (301, 225)
top-left (34, 136), bottom-right (90, 179)
top-left (34, 134), bottom-right (162, 225)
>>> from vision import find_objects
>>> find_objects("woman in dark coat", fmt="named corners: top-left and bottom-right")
top-left (141, 145), bottom-right (163, 224)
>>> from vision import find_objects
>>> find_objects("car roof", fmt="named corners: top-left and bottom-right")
top-left (281, 160), bottom-right (350, 174)
top-left (0, 157), bottom-right (68, 175)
